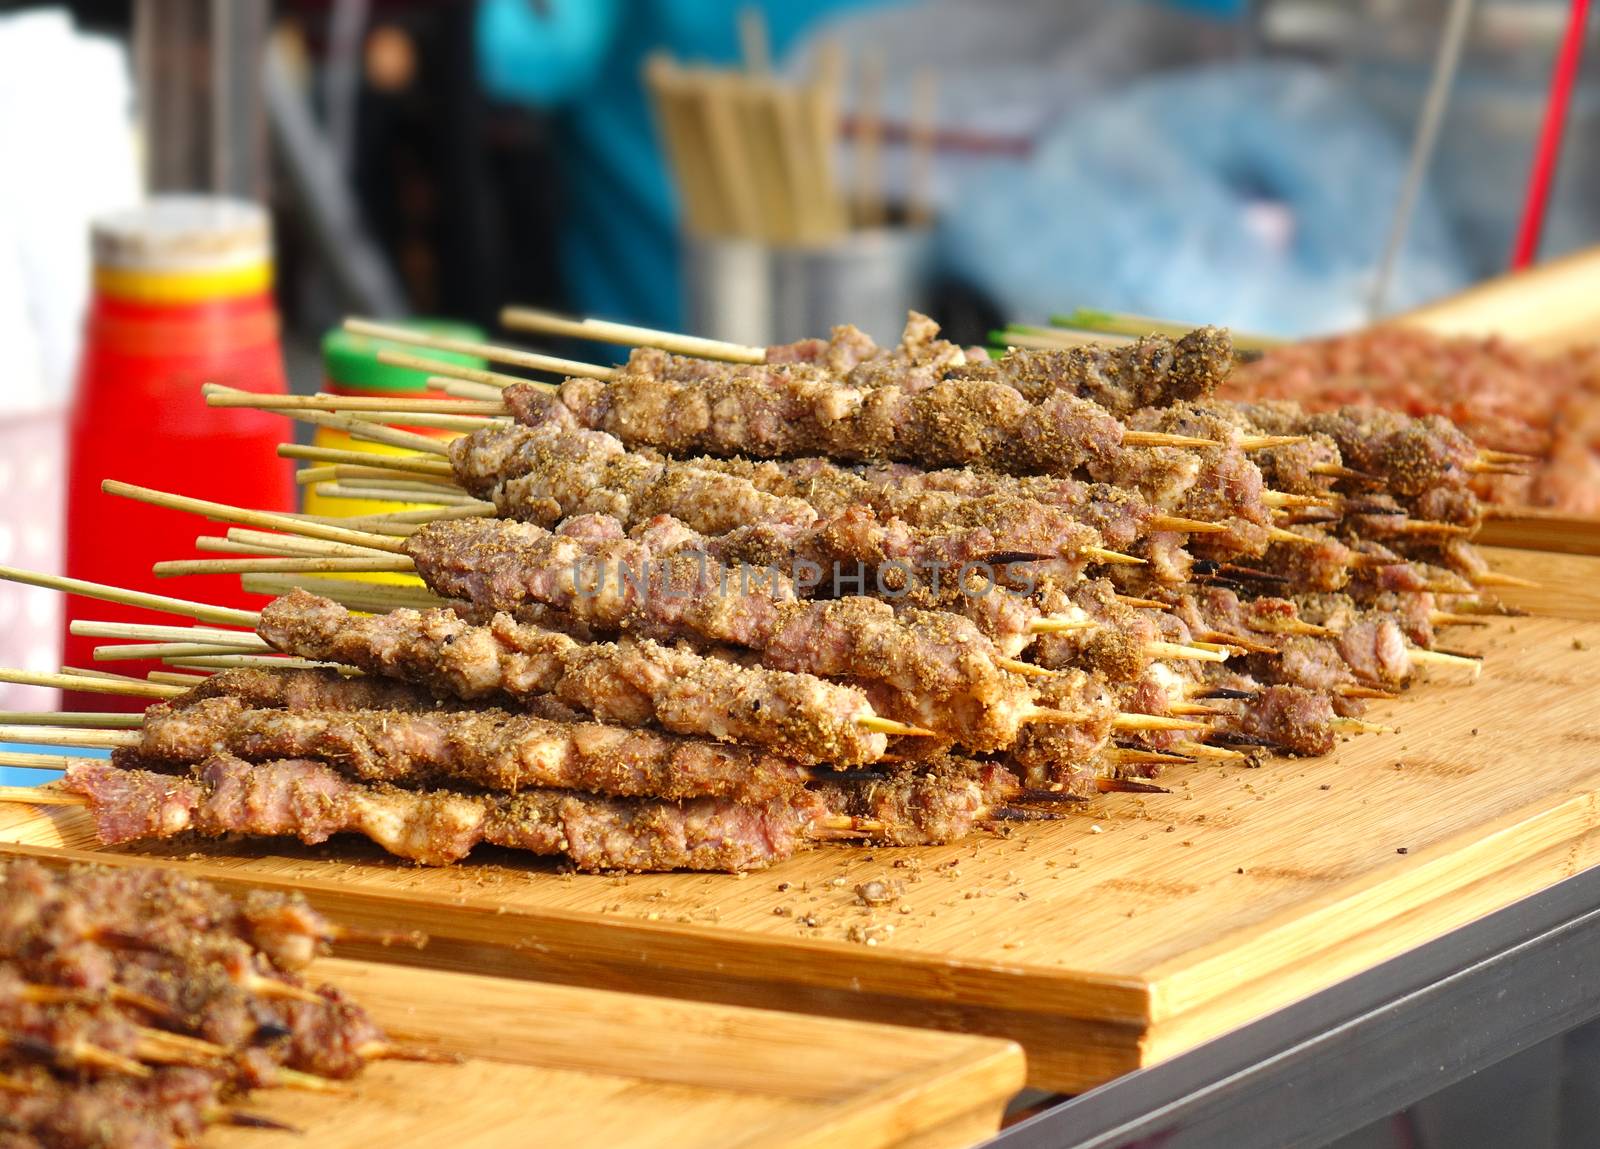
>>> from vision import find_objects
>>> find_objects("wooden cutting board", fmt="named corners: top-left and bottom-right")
top-left (1395, 244), bottom-right (1600, 353)
top-left (1385, 243), bottom-right (1600, 554)
top-left (1478, 511), bottom-right (1600, 557)
top-left (2, 551), bottom-right (1596, 1095)
top-left (17, 952), bottom-right (1023, 1149)
top-left (1468, 545), bottom-right (1600, 621)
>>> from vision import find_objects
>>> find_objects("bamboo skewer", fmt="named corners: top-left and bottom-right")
top-left (214, 389), bottom-right (1229, 452)
top-left (0, 712), bottom-right (145, 729)
top-left (314, 484), bottom-right (482, 507)
top-left (61, 666), bottom-right (152, 685)
top-left (854, 48), bottom-right (885, 229)
top-left (999, 326), bottom-right (1139, 351)
top-left (226, 528), bottom-right (399, 558)
top-left (147, 671), bottom-right (211, 686)
top-left (240, 574), bottom-right (444, 611)
top-left (154, 556), bottom-right (416, 577)
top-left (165, 655), bottom-right (347, 672)
top-left (93, 642), bottom-right (261, 662)
top-left (0, 726), bottom-right (137, 749)
top-left (70, 621), bottom-right (265, 647)
top-left (181, 550), bottom-right (1152, 579)
top-left (313, 476), bottom-right (471, 497)
top-left (0, 669), bottom-right (182, 699)
top-left (807, 38), bottom-right (848, 237)
top-left (1172, 741), bottom-right (1252, 763)
top-left (277, 442), bottom-right (455, 476)
top-left (295, 464), bottom-right (463, 488)
top-left (1408, 649), bottom-right (1483, 677)
top-left (735, 75), bottom-right (794, 242)
top-left (0, 784), bottom-right (86, 806)
top-left (693, 69), bottom-right (766, 242)
top-left (647, 53), bottom-right (722, 237)
top-left (310, 505), bottom-right (494, 530)
top-left (345, 318), bottom-right (617, 379)
top-left (377, 352), bottom-right (534, 389)
top-left (0, 567), bottom-right (260, 635)
top-left (322, 470), bottom-right (462, 492)
top-left (499, 308), bottom-right (764, 365)
top-left (1046, 309), bottom-right (1284, 353)
top-left (771, 82), bottom-right (820, 242)
top-left (0, 563), bottom-right (256, 628)
top-left (205, 385), bottom-right (448, 456)
top-left (102, 481), bottom-right (407, 555)
top-left (344, 410), bottom-right (500, 433)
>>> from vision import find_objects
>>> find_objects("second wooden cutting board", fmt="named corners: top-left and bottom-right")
top-left (194, 956), bottom-right (1023, 1149)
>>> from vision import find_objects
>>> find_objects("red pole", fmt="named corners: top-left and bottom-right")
top-left (1510, 0), bottom-right (1591, 269)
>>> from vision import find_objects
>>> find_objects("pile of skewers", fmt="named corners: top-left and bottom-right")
top-left (0, 859), bottom-right (432, 1149)
top-left (646, 26), bottom-right (931, 244)
top-left (0, 309), bottom-right (1526, 873)
top-left (998, 310), bottom-right (1599, 517)
top-left (1224, 326), bottom-right (1600, 515)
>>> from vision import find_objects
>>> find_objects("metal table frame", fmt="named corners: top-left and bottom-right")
top-left (985, 862), bottom-right (1600, 1149)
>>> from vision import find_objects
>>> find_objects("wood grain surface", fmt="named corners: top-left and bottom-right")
top-left (198, 957), bottom-right (1022, 1149)
top-left (1479, 512), bottom-right (1600, 558)
top-left (1388, 245), bottom-right (1600, 554)
top-left (1395, 243), bottom-right (1600, 351)
top-left (3, 548), bottom-right (1596, 1091)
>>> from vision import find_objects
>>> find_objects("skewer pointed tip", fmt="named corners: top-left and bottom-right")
top-left (1114, 594), bottom-right (1171, 611)
top-left (1429, 611), bottom-right (1491, 629)
top-left (1239, 435), bottom-right (1310, 451)
top-left (1267, 526), bottom-right (1318, 546)
top-left (1095, 776), bottom-right (1170, 794)
top-left (1262, 490), bottom-right (1337, 510)
top-left (1330, 717), bottom-right (1395, 736)
top-left (1479, 449), bottom-right (1540, 466)
top-left (857, 715), bottom-right (941, 738)
top-left (0, 785), bottom-right (86, 806)
top-left (1194, 686), bottom-right (1258, 702)
top-left (1026, 616), bottom-right (1096, 635)
top-left (1408, 648), bottom-right (1483, 678)
top-left (1111, 711), bottom-right (1211, 733)
top-left (1147, 514), bottom-right (1229, 535)
top-left (271, 1068), bottom-right (356, 1095)
top-left (216, 1111), bottom-right (303, 1133)
top-left (1171, 740), bottom-right (1252, 763)
top-left (1196, 630), bottom-right (1280, 656)
top-left (1085, 546), bottom-right (1145, 566)
top-left (1309, 462), bottom-right (1381, 484)
top-left (1466, 461), bottom-right (1532, 477)
top-left (1471, 570), bottom-right (1540, 590)
top-left (1104, 748), bottom-right (1196, 767)
top-left (997, 656), bottom-right (1055, 677)
top-left (1335, 684), bottom-right (1402, 701)
top-left (1145, 640), bottom-right (1230, 664)
top-left (355, 1040), bottom-right (464, 1065)
top-left (1121, 430), bottom-right (1222, 450)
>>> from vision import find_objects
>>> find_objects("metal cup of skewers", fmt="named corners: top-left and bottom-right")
top-left (684, 219), bottom-right (933, 349)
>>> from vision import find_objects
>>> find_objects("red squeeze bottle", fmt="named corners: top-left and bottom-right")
top-left (60, 197), bottom-right (294, 711)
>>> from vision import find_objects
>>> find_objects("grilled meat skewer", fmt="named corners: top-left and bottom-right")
top-left (504, 358), bottom-right (1210, 473)
top-left (52, 755), bottom-right (1034, 872)
top-left (111, 695), bottom-right (816, 803)
top-left (256, 590), bottom-right (895, 766)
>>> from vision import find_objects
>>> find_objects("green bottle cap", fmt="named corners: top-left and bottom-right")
top-left (322, 319), bottom-right (486, 394)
